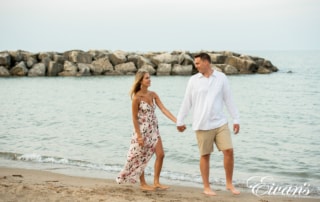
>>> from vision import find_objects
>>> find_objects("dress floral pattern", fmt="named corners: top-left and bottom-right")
top-left (116, 100), bottom-right (159, 184)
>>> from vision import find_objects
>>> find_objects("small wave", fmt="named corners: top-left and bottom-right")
top-left (1, 151), bottom-right (319, 197)
top-left (0, 151), bottom-right (120, 173)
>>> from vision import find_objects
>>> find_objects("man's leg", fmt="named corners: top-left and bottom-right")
top-left (200, 154), bottom-right (216, 196)
top-left (222, 148), bottom-right (240, 195)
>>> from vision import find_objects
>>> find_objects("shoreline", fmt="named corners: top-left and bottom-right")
top-left (1, 166), bottom-right (318, 202)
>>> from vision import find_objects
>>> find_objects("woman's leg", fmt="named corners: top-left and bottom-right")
top-left (139, 171), bottom-right (154, 191)
top-left (153, 138), bottom-right (169, 189)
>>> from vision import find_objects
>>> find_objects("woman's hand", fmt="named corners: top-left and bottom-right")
top-left (137, 137), bottom-right (144, 147)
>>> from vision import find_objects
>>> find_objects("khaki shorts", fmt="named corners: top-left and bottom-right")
top-left (195, 124), bottom-right (233, 156)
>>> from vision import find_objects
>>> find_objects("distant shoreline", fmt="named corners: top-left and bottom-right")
top-left (0, 50), bottom-right (278, 77)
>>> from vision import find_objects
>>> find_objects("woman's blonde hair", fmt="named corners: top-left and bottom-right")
top-left (130, 69), bottom-right (149, 99)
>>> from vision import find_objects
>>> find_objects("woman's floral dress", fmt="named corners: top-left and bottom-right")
top-left (116, 100), bottom-right (159, 184)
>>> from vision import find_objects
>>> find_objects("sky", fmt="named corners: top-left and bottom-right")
top-left (1, 0), bottom-right (319, 52)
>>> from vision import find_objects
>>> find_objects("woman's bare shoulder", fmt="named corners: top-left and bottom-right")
top-left (149, 91), bottom-right (158, 97)
top-left (132, 94), bottom-right (141, 103)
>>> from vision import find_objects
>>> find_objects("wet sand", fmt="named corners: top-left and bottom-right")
top-left (0, 167), bottom-right (318, 202)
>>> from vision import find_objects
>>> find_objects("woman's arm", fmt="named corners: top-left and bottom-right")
top-left (153, 92), bottom-right (177, 123)
top-left (132, 96), bottom-right (143, 146)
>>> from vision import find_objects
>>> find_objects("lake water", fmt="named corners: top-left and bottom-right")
top-left (0, 50), bottom-right (319, 198)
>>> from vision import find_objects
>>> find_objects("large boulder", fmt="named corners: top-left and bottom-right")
top-left (225, 56), bottom-right (258, 74)
top-left (47, 61), bottom-right (63, 76)
top-left (77, 63), bottom-right (91, 76)
top-left (109, 50), bottom-right (127, 65)
top-left (58, 61), bottom-right (78, 76)
top-left (156, 63), bottom-right (172, 76)
top-left (0, 52), bottom-right (11, 67)
top-left (65, 50), bottom-right (92, 64)
top-left (114, 62), bottom-right (136, 74)
top-left (9, 50), bottom-right (32, 64)
top-left (10, 61), bottom-right (28, 76)
top-left (208, 53), bottom-right (227, 64)
top-left (172, 64), bottom-right (193, 75)
top-left (151, 52), bottom-right (178, 66)
top-left (224, 65), bottom-right (239, 75)
top-left (26, 56), bottom-right (37, 68)
top-left (257, 67), bottom-right (272, 74)
top-left (91, 57), bottom-right (114, 75)
top-left (140, 64), bottom-right (156, 75)
top-left (137, 55), bottom-right (154, 69)
top-left (28, 63), bottom-right (46, 76)
top-left (0, 66), bottom-right (10, 77)
top-left (88, 50), bottom-right (110, 60)
top-left (178, 52), bottom-right (193, 65)
top-left (53, 54), bottom-right (66, 64)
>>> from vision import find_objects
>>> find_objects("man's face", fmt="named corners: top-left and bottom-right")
top-left (194, 57), bottom-right (208, 73)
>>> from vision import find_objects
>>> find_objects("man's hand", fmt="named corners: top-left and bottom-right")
top-left (177, 125), bottom-right (186, 132)
top-left (233, 124), bottom-right (240, 134)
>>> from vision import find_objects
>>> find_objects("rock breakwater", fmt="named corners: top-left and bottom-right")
top-left (0, 50), bottom-right (278, 77)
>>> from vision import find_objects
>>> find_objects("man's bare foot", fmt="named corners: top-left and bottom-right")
top-left (226, 186), bottom-right (240, 195)
top-left (203, 188), bottom-right (216, 196)
top-left (154, 183), bottom-right (169, 190)
top-left (140, 184), bottom-right (155, 191)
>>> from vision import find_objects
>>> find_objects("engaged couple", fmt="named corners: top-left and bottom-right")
top-left (116, 52), bottom-right (241, 196)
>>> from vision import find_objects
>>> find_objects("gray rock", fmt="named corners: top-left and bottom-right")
top-left (26, 56), bottom-right (37, 68)
top-left (38, 52), bottom-right (53, 60)
top-left (10, 61), bottom-right (28, 76)
top-left (28, 63), bottom-right (46, 76)
top-left (224, 65), bottom-right (239, 75)
top-left (109, 50), bottom-right (127, 66)
top-left (0, 52), bottom-right (11, 67)
top-left (140, 64), bottom-right (156, 75)
top-left (172, 64), bottom-right (193, 75)
top-left (257, 67), bottom-right (271, 74)
top-left (66, 50), bottom-right (92, 64)
top-left (157, 63), bottom-right (172, 76)
top-left (114, 62), bottom-right (136, 74)
top-left (77, 63), bottom-right (91, 76)
top-left (88, 50), bottom-right (110, 60)
top-left (209, 53), bottom-right (227, 64)
top-left (0, 66), bottom-right (10, 77)
top-left (151, 52), bottom-right (175, 66)
top-left (58, 61), bottom-right (78, 76)
top-left (137, 55), bottom-right (154, 69)
top-left (9, 50), bottom-right (32, 64)
top-left (225, 56), bottom-right (258, 74)
top-left (91, 57), bottom-right (113, 75)
top-left (47, 61), bottom-right (63, 76)
top-left (53, 54), bottom-right (66, 64)
top-left (178, 52), bottom-right (194, 65)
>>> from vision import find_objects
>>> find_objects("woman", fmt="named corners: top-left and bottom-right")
top-left (116, 69), bottom-right (177, 191)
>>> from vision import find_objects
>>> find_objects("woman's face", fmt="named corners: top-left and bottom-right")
top-left (141, 72), bottom-right (151, 87)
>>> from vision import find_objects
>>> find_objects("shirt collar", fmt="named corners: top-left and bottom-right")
top-left (197, 70), bottom-right (216, 78)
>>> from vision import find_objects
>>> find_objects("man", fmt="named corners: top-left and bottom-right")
top-left (176, 52), bottom-right (240, 196)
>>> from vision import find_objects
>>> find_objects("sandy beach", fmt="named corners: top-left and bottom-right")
top-left (0, 167), bottom-right (318, 202)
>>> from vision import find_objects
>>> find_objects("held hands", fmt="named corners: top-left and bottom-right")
top-left (177, 125), bottom-right (187, 132)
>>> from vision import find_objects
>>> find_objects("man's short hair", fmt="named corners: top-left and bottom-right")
top-left (194, 53), bottom-right (211, 63)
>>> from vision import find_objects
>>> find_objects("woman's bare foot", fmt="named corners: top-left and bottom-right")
top-left (226, 186), bottom-right (240, 195)
top-left (140, 184), bottom-right (155, 191)
top-left (154, 183), bottom-right (169, 190)
top-left (203, 188), bottom-right (216, 196)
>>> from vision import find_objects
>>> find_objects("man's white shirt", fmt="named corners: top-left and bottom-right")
top-left (177, 70), bottom-right (240, 130)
